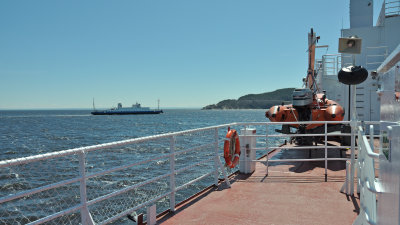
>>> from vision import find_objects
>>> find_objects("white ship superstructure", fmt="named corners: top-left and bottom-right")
top-left (112, 103), bottom-right (151, 112)
top-left (317, 0), bottom-right (400, 122)
top-left (91, 102), bottom-right (163, 115)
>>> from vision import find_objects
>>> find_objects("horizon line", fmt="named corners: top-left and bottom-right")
top-left (0, 106), bottom-right (203, 111)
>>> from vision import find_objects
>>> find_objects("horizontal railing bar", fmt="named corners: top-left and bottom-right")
top-left (265, 158), bottom-right (349, 162)
top-left (367, 54), bottom-right (386, 57)
top-left (86, 153), bottom-right (170, 179)
top-left (87, 142), bottom-right (215, 180)
top-left (1, 120), bottom-right (377, 167)
top-left (86, 142), bottom-right (215, 180)
top-left (174, 143), bottom-right (214, 156)
top-left (0, 176), bottom-right (81, 204)
top-left (251, 147), bottom-right (353, 151)
top-left (366, 46), bottom-right (388, 49)
top-left (235, 121), bottom-right (351, 126)
top-left (363, 121), bottom-right (381, 124)
top-left (175, 171), bottom-right (215, 192)
top-left (27, 204), bottom-right (83, 225)
top-left (251, 146), bottom-right (352, 150)
top-left (98, 191), bottom-right (172, 225)
top-left (386, 1), bottom-right (399, 5)
top-left (249, 133), bottom-right (352, 138)
top-left (87, 173), bottom-right (171, 207)
top-left (174, 157), bottom-right (214, 175)
top-left (322, 54), bottom-right (342, 56)
top-left (0, 123), bottom-right (236, 167)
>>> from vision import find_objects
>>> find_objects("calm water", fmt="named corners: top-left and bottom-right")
top-left (0, 109), bottom-right (268, 161)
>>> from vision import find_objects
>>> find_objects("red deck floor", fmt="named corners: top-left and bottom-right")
top-left (159, 148), bottom-right (359, 225)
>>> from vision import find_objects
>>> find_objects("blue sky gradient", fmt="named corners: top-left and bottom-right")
top-left (0, 0), bottom-right (384, 109)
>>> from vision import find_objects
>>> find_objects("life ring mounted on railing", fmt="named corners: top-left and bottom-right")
top-left (224, 128), bottom-right (240, 168)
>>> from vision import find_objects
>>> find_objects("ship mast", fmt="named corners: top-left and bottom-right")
top-left (306, 28), bottom-right (320, 93)
top-left (92, 98), bottom-right (96, 111)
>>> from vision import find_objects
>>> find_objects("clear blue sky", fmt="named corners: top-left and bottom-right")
top-left (0, 0), bottom-right (384, 109)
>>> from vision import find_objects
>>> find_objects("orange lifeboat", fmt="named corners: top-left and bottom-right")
top-left (265, 104), bottom-right (299, 126)
top-left (265, 29), bottom-right (346, 141)
top-left (265, 93), bottom-right (345, 132)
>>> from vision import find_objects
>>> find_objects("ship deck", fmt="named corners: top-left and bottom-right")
top-left (158, 145), bottom-right (359, 225)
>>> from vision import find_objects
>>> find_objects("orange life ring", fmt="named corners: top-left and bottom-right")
top-left (224, 129), bottom-right (240, 168)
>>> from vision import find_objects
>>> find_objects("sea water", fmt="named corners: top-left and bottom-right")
top-left (1, 109), bottom-right (282, 224)
top-left (0, 109), bottom-right (268, 161)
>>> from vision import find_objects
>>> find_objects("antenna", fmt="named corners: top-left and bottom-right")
top-left (157, 99), bottom-right (160, 110)
top-left (92, 98), bottom-right (96, 111)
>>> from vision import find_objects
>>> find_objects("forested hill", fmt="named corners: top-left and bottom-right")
top-left (202, 88), bottom-right (295, 110)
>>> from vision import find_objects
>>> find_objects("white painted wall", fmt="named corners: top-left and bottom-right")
top-left (319, 9), bottom-right (400, 122)
top-left (350, 0), bottom-right (374, 28)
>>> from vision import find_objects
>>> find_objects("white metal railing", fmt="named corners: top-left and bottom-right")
top-left (366, 46), bottom-right (388, 70)
top-left (377, 43), bottom-right (400, 74)
top-left (236, 121), bottom-right (354, 183)
top-left (0, 124), bottom-right (235, 225)
top-left (354, 125), bottom-right (382, 225)
top-left (320, 54), bottom-right (353, 76)
top-left (386, 0), bottom-right (400, 17)
top-left (322, 54), bottom-right (340, 76)
top-left (0, 121), bottom-right (381, 224)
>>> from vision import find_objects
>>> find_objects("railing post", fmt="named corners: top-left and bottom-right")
top-left (147, 205), bottom-right (157, 225)
top-left (370, 125), bottom-right (375, 175)
top-left (214, 128), bottom-right (231, 188)
top-left (357, 128), bottom-right (362, 194)
top-left (169, 136), bottom-right (176, 212)
top-left (213, 128), bottom-right (219, 186)
top-left (324, 122), bottom-right (328, 182)
top-left (266, 124), bottom-right (269, 176)
top-left (369, 125), bottom-right (374, 152)
top-left (78, 151), bottom-right (95, 225)
top-left (350, 83), bottom-right (357, 196)
top-left (341, 160), bottom-right (350, 195)
top-left (346, 161), bottom-right (350, 194)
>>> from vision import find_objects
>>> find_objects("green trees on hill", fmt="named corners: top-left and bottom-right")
top-left (202, 88), bottom-right (295, 110)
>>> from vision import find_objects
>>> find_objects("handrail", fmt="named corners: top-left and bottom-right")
top-left (355, 125), bottom-right (381, 225)
top-left (361, 135), bottom-right (380, 159)
top-left (0, 120), bottom-right (358, 167)
top-left (0, 124), bottom-right (233, 224)
top-left (365, 178), bottom-right (383, 194)
top-left (385, 0), bottom-right (400, 16)
top-left (377, 43), bottom-right (400, 74)
top-left (0, 123), bottom-right (236, 167)
top-left (0, 120), bottom-right (380, 224)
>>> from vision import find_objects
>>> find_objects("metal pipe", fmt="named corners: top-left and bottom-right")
top-left (78, 151), bottom-right (94, 225)
top-left (169, 136), bottom-right (176, 212)
top-left (325, 122), bottom-right (328, 182)
top-left (266, 124), bottom-right (269, 176)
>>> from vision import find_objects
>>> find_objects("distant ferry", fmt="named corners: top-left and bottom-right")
top-left (91, 102), bottom-right (163, 115)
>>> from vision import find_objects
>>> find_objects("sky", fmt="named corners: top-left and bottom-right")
top-left (0, 0), bottom-right (385, 109)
